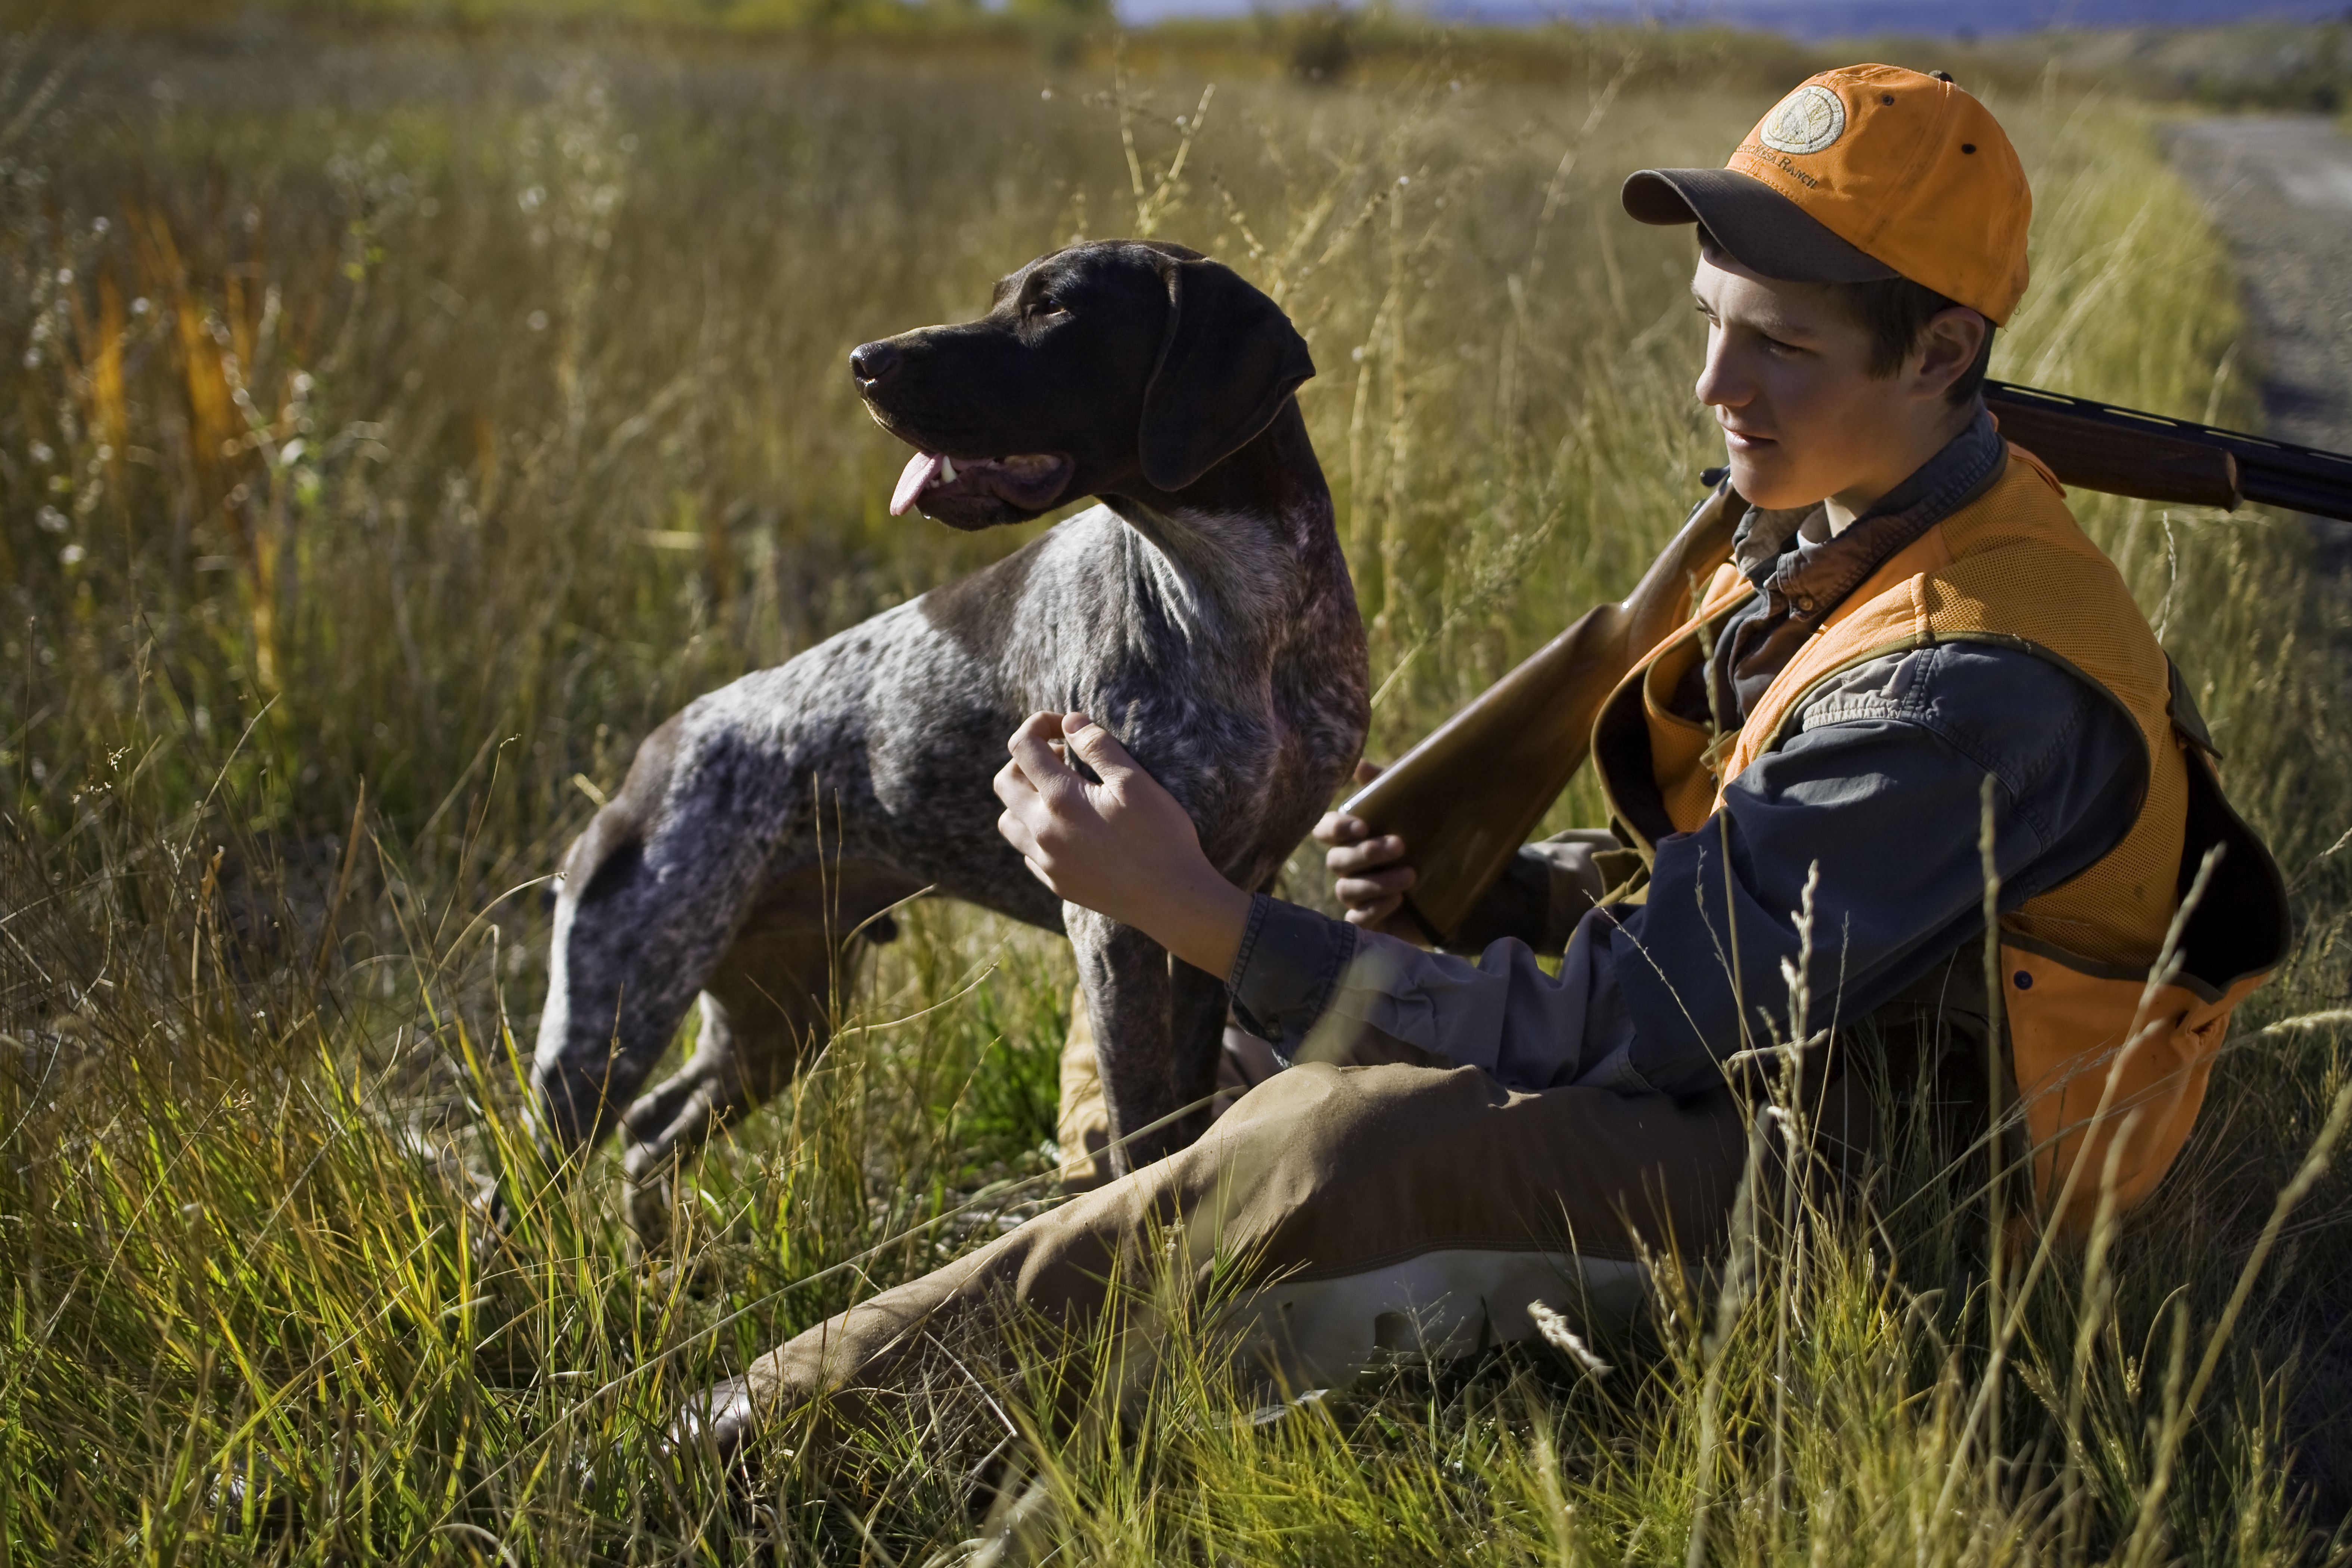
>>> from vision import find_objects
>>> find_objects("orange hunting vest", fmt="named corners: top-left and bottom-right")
top-left (1592, 448), bottom-right (2289, 1236)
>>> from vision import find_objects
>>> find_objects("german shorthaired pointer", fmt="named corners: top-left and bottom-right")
top-left (529, 240), bottom-right (1368, 1243)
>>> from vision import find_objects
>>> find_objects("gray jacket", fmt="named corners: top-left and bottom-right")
top-left (1226, 410), bottom-right (2146, 1095)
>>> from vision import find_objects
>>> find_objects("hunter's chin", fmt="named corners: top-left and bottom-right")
top-left (1723, 451), bottom-right (1811, 513)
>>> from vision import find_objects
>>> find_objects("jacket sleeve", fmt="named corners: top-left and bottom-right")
top-left (1228, 642), bottom-right (2144, 1098)
top-left (1226, 891), bottom-right (1634, 1091)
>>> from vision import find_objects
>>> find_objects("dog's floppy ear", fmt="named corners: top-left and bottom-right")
top-left (1139, 256), bottom-right (1315, 492)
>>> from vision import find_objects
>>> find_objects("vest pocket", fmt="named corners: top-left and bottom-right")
top-left (2001, 940), bottom-right (2239, 1239)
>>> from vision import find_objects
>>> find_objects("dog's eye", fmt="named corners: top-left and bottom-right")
top-left (1029, 293), bottom-right (1069, 319)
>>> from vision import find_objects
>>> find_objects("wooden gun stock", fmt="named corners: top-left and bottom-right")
top-left (1341, 381), bottom-right (2352, 945)
top-left (1339, 484), bottom-right (1743, 942)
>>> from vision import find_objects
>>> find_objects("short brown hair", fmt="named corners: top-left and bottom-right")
top-left (1836, 273), bottom-right (1994, 405)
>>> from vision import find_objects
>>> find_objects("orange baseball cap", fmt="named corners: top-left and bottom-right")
top-left (1621, 64), bottom-right (2032, 325)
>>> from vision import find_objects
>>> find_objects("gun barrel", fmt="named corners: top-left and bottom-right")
top-left (1985, 379), bottom-right (2352, 523)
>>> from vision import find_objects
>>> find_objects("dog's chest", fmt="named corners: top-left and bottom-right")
top-left (897, 502), bottom-right (1366, 875)
top-left (1049, 513), bottom-right (1366, 855)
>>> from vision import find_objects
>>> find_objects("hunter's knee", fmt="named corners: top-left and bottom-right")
top-left (1209, 1060), bottom-right (1489, 1205)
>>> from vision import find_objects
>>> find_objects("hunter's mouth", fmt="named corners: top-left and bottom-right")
top-left (888, 449), bottom-right (1075, 519)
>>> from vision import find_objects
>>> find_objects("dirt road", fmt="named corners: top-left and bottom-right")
top-left (2171, 113), bottom-right (2352, 1525)
top-left (2169, 116), bottom-right (2352, 556)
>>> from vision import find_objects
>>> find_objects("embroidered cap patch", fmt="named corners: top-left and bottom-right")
top-left (1758, 85), bottom-right (1847, 156)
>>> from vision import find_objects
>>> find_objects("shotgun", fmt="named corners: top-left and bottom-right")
top-left (1341, 380), bottom-right (2352, 944)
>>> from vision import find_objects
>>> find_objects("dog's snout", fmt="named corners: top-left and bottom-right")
top-left (849, 341), bottom-right (900, 388)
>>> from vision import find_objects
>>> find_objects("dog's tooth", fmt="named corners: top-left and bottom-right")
top-left (938, 456), bottom-right (956, 484)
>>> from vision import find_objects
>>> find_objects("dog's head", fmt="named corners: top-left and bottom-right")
top-left (850, 240), bottom-right (1314, 531)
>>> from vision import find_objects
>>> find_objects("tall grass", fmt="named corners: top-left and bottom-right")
top-left (4, 26), bottom-right (2352, 1562)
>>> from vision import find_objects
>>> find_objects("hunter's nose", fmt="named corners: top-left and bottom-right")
top-left (849, 341), bottom-right (900, 388)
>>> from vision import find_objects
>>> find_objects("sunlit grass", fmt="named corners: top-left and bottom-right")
top-left (3, 25), bottom-right (2352, 1562)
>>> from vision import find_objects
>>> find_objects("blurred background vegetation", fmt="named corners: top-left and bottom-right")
top-left (23, 0), bottom-right (2352, 110)
top-left (4, 9), bottom-right (2352, 1562)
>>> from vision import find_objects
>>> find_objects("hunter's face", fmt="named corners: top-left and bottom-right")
top-left (1690, 250), bottom-right (1939, 519)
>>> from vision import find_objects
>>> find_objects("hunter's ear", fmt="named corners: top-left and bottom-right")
top-left (1138, 257), bottom-right (1315, 493)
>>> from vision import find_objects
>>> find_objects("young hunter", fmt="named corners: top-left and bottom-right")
top-left (692, 65), bottom-right (2289, 1454)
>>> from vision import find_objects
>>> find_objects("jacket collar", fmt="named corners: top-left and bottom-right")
top-left (1728, 404), bottom-right (2006, 623)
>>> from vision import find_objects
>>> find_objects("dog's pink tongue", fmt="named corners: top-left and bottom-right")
top-left (890, 452), bottom-right (943, 517)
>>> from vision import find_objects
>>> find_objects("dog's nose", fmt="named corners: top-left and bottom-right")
top-left (849, 341), bottom-right (900, 388)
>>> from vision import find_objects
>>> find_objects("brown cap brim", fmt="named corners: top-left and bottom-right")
top-left (1622, 167), bottom-right (1899, 285)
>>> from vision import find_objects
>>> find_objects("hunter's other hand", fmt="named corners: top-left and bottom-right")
top-left (994, 711), bottom-right (1253, 977)
top-left (1313, 758), bottom-right (1415, 927)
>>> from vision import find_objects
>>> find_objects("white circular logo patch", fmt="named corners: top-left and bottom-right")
top-left (1759, 84), bottom-right (1848, 156)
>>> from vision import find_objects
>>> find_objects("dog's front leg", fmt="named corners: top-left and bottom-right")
top-left (1166, 957), bottom-right (1232, 1136)
top-left (1065, 906), bottom-right (1183, 1176)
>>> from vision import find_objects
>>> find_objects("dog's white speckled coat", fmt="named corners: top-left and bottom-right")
top-left (530, 241), bottom-right (1368, 1243)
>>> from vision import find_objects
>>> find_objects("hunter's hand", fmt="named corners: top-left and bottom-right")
top-left (1313, 758), bottom-right (1416, 928)
top-left (994, 711), bottom-right (1254, 977)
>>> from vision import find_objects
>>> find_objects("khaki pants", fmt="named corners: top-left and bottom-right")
top-left (707, 996), bottom-right (1763, 1448)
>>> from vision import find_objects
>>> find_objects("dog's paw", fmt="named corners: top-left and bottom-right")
top-left (621, 1071), bottom-right (724, 1161)
top-left (669, 1374), bottom-right (762, 1470)
top-left (465, 1176), bottom-right (519, 1266)
top-left (623, 1164), bottom-right (675, 1255)
top-left (210, 1454), bottom-right (300, 1540)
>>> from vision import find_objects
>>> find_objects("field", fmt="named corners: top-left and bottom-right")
top-left (6, 22), bottom-right (2352, 1563)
